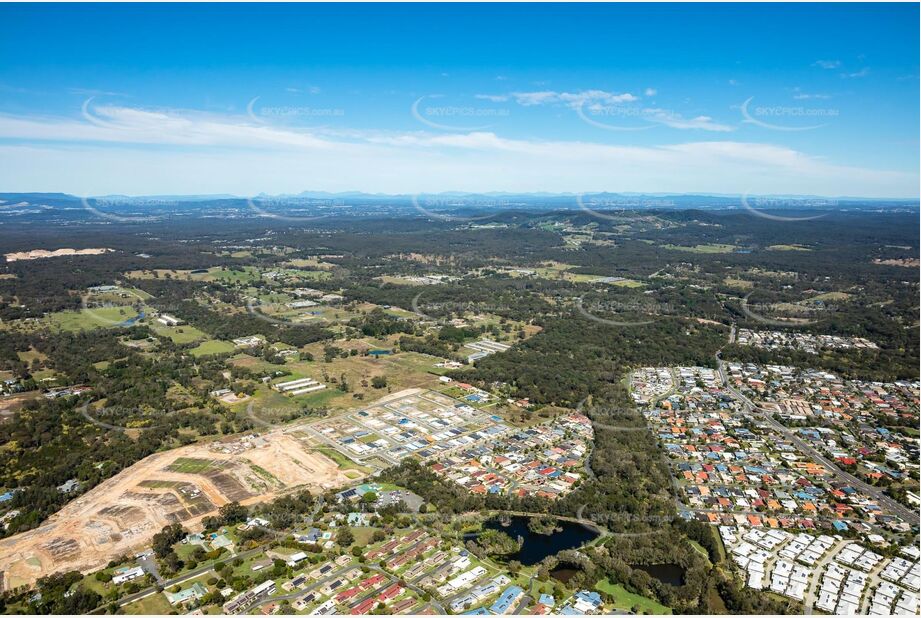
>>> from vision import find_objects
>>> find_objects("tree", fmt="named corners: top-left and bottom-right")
top-left (336, 527), bottom-right (355, 547)
top-left (371, 376), bottom-right (387, 389)
top-left (152, 523), bottom-right (186, 559)
top-left (219, 501), bottom-right (248, 525)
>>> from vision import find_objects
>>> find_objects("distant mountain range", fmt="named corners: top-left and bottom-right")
top-left (2, 191), bottom-right (918, 204)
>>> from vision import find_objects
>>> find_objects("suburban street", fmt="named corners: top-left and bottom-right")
top-left (715, 350), bottom-right (920, 526)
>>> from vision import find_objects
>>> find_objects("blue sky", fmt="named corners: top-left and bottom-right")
top-left (0, 3), bottom-right (917, 197)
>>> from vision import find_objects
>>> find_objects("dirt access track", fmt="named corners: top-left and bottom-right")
top-left (0, 430), bottom-right (355, 590)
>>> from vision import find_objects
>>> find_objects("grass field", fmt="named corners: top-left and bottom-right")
top-left (150, 323), bottom-right (208, 344)
top-left (16, 348), bottom-right (47, 363)
top-left (123, 593), bottom-right (173, 615)
top-left (350, 526), bottom-right (378, 546)
top-left (189, 339), bottom-right (236, 357)
top-left (688, 540), bottom-right (710, 562)
top-left (46, 307), bottom-right (139, 331)
top-left (767, 244), bottom-right (811, 251)
top-left (724, 277), bottom-right (754, 290)
top-left (249, 463), bottom-right (281, 485)
top-left (126, 266), bottom-right (261, 284)
top-left (288, 269), bottom-right (333, 281)
top-left (288, 347), bottom-right (440, 408)
top-left (125, 268), bottom-right (197, 280)
top-left (313, 446), bottom-right (373, 474)
top-left (202, 266), bottom-right (262, 284)
top-left (607, 278), bottom-right (644, 288)
top-left (237, 388), bottom-right (302, 422)
top-left (663, 244), bottom-right (737, 254)
top-left (510, 262), bottom-right (644, 288)
top-left (282, 258), bottom-right (335, 268)
top-left (387, 351), bottom-right (450, 375)
top-left (168, 457), bottom-right (219, 474)
top-left (291, 387), bottom-right (341, 408)
top-left (228, 354), bottom-right (290, 374)
top-left (806, 291), bottom-right (851, 302)
top-left (595, 579), bottom-right (672, 614)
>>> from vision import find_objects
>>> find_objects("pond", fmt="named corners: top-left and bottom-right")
top-left (119, 310), bottom-right (145, 327)
top-left (468, 515), bottom-right (599, 566)
top-left (631, 563), bottom-right (686, 586)
top-left (549, 566), bottom-right (579, 583)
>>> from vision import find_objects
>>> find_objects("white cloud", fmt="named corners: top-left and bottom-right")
top-left (642, 109), bottom-right (734, 132)
top-left (813, 59), bottom-right (841, 69)
top-left (474, 94), bottom-right (509, 102)
top-left (580, 105), bottom-right (734, 132)
top-left (0, 104), bottom-right (913, 197)
top-left (68, 87), bottom-right (130, 97)
top-left (842, 67), bottom-right (870, 78)
top-left (509, 90), bottom-right (638, 108)
top-left (285, 86), bottom-right (322, 94)
top-left (644, 88), bottom-right (657, 96)
top-left (792, 87), bottom-right (831, 100)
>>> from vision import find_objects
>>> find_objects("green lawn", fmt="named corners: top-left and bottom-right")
top-left (313, 446), bottom-right (372, 474)
top-left (688, 540), bottom-right (710, 562)
top-left (609, 279), bottom-right (644, 288)
top-left (767, 244), bottom-right (811, 251)
top-left (806, 291), bottom-right (851, 302)
top-left (595, 579), bottom-right (672, 614)
top-left (291, 387), bottom-right (341, 408)
top-left (189, 339), bottom-right (236, 357)
top-left (663, 244), bottom-right (737, 254)
top-left (238, 387), bottom-right (301, 421)
top-left (151, 323), bottom-right (208, 344)
top-left (123, 592), bottom-right (173, 615)
top-left (16, 348), bottom-right (46, 363)
top-left (202, 266), bottom-right (262, 284)
top-left (168, 457), bottom-right (219, 474)
top-left (47, 307), bottom-right (139, 331)
top-left (249, 463), bottom-right (281, 485)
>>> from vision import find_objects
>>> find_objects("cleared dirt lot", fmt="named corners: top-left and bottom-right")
top-left (0, 430), bottom-right (354, 590)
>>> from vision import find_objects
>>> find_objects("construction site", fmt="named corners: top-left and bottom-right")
top-left (0, 430), bottom-right (353, 590)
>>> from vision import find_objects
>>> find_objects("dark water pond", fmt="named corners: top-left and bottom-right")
top-left (467, 516), bottom-right (599, 566)
top-left (631, 563), bottom-right (685, 586)
top-left (119, 310), bottom-right (145, 327)
top-left (549, 567), bottom-right (579, 583)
